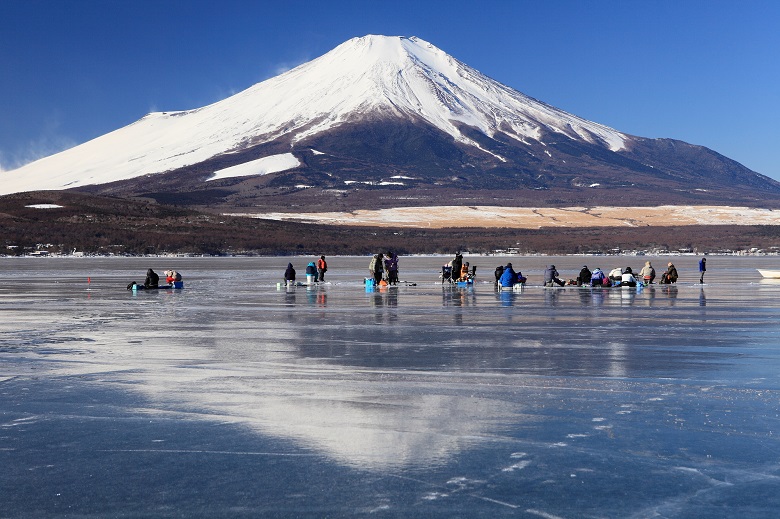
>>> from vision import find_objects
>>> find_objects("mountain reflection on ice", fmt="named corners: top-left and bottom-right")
top-left (2, 256), bottom-right (780, 515)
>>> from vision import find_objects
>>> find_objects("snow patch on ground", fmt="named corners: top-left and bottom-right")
top-left (225, 205), bottom-right (780, 229)
top-left (208, 153), bottom-right (300, 181)
top-left (25, 204), bottom-right (63, 209)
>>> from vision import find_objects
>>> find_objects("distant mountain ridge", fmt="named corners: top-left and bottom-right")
top-left (3, 35), bottom-right (779, 211)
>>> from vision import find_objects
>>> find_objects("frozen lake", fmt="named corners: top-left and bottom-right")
top-left (2, 255), bottom-right (780, 517)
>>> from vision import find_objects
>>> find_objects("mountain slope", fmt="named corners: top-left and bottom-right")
top-left (3, 35), bottom-right (779, 210)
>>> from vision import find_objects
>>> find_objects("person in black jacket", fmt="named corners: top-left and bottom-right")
top-left (577, 265), bottom-right (592, 286)
top-left (144, 268), bottom-right (159, 288)
top-left (451, 252), bottom-right (463, 284)
top-left (284, 263), bottom-right (296, 286)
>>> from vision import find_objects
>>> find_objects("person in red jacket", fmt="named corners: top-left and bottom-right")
top-left (316, 255), bottom-right (328, 282)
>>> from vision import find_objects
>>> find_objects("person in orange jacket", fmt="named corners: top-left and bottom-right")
top-left (316, 255), bottom-right (328, 282)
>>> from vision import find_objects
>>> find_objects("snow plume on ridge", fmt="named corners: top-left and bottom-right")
top-left (0, 35), bottom-right (628, 196)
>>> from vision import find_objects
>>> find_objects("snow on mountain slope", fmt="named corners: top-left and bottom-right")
top-left (208, 153), bottom-right (300, 182)
top-left (0, 35), bottom-right (628, 196)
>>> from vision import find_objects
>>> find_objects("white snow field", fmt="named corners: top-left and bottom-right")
top-left (207, 153), bottom-right (300, 181)
top-left (230, 204), bottom-right (780, 228)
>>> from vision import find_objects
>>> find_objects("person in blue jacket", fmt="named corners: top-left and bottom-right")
top-left (305, 261), bottom-right (318, 284)
top-left (499, 263), bottom-right (517, 288)
top-left (590, 267), bottom-right (608, 287)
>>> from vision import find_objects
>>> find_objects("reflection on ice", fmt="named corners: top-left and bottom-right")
top-left (119, 334), bottom-right (526, 470)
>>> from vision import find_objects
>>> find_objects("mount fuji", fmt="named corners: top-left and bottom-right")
top-left (3, 35), bottom-right (779, 211)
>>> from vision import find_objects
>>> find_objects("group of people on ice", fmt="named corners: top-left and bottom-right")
top-left (280, 254), bottom-right (706, 289)
top-left (492, 260), bottom-right (687, 289)
top-left (127, 268), bottom-right (183, 290)
top-left (368, 251), bottom-right (400, 285)
top-left (284, 255), bottom-right (328, 286)
top-left (440, 252), bottom-right (477, 284)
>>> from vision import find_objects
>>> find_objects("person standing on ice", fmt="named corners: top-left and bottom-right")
top-left (699, 257), bottom-right (707, 284)
top-left (369, 253), bottom-right (384, 285)
top-left (316, 255), bottom-right (328, 282)
top-left (450, 252), bottom-right (463, 285)
top-left (384, 251), bottom-right (399, 285)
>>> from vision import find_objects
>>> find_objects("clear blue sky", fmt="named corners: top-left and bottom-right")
top-left (2, 0), bottom-right (779, 180)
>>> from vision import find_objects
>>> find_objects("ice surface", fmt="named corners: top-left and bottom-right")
top-left (2, 255), bottom-right (780, 517)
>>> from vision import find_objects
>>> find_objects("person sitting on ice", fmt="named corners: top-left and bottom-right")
top-left (618, 267), bottom-right (638, 287)
top-left (305, 261), bottom-right (318, 284)
top-left (608, 267), bottom-right (623, 282)
top-left (499, 263), bottom-right (517, 288)
top-left (659, 262), bottom-right (678, 284)
top-left (459, 262), bottom-right (471, 281)
top-left (577, 265), bottom-right (592, 286)
top-left (590, 268), bottom-right (608, 287)
top-left (544, 265), bottom-right (565, 287)
top-left (144, 268), bottom-right (159, 289)
top-left (494, 265), bottom-right (504, 285)
top-left (284, 263), bottom-right (296, 287)
top-left (639, 261), bottom-right (656, 284)
top-left (164, 270), bottom-right (182, 283)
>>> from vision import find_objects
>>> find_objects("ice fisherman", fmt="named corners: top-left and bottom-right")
top-left (608, 267), bottom-right (623, 282)
top-left (590, 268), bottom-right (608, 287)
top-left (144, 268), bottom-right (159, 289)
top-left (639, 261), bottom-right (656, 284)
top-left (577, 265), bottom-right (592, 286)
top-left (699, 257), bottom-right (707, 284)
top-left (369, 253), bottom-right (384, 284)
top-left (619, 267), bottom-right (638, 287)
top-left (544, 265), bottom-right (565, 287)
top-left (660, 262), bottom-right (678, 284)
top-left (316, 255), bottom-right (328, 282)
top-left (305, 261), bottom-right (317, 284)
top-left (384, 251), bottom-right (399, 285)
top-left (499, 263), bottom-right (517, 288)
top-left (164, 270), bottom-right (182, 283)
top-left (284, 263), bottom-right (296, 286)
top-left (450, 253), bottom-right (463, 283)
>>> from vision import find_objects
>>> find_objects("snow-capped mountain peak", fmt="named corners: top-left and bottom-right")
top-left (0, 35), bottom-right (629, 195)
top-left (267, 35), bottom-right (627, 152)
